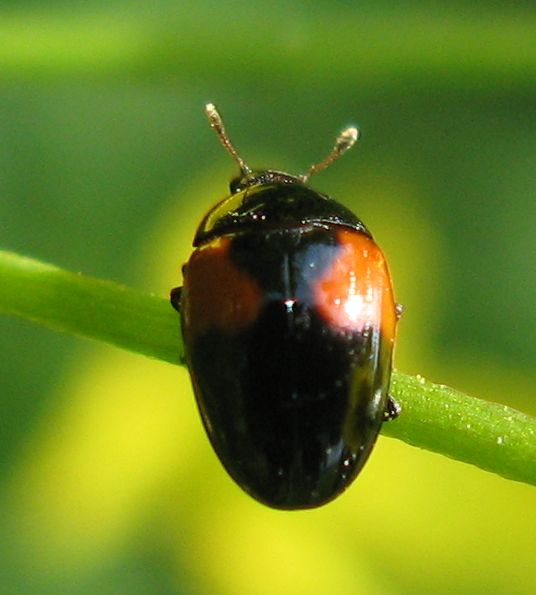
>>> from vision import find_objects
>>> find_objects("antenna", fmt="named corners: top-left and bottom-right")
top-left (204, 103), bottom-right (251, 176)
top-left (303, 125), bottom-right (360, 182)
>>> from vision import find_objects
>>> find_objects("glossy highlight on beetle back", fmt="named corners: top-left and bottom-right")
top-left (314, 229), bottom-right (396, 341)
top-left (171, 103), bottom-right (400, 509)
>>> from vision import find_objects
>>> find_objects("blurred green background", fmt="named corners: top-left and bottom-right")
top-left (1, 2), bottom-right (536, 594)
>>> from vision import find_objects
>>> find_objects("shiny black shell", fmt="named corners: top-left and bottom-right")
top-left (173, 173), bottom-right (397, 509)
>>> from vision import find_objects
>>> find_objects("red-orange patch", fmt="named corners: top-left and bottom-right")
top-left (313, 229), bottom-right (396, 341)
top-left (183, 237), bottom-right (262, 336)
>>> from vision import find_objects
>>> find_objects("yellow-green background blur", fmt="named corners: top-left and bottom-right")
top-left (1, 2), bottom-right (535, 594)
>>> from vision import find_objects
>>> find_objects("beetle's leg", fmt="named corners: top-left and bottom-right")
top-left (384, 395), bottom-right (401, 421)
top-left (170, 287), bottom-right (182, 312)
top-left (395, 303), bottom-right (404, 320)
top-left (170, 287), bottom-right (186, 364)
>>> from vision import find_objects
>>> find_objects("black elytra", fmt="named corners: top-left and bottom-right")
top-left (171, 105), bottom-right (401, 509)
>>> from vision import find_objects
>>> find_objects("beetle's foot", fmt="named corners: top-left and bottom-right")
top-left (384, 395), bottom-right (401, 421)
top-left (170, 287), bottom-right (182, 312)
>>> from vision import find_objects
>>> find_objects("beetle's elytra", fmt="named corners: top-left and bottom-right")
top-left (171, 104), bottom-right (401, 509)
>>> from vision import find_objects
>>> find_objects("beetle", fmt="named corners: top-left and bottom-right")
top-left (171, 103), bottom-right (401, 509)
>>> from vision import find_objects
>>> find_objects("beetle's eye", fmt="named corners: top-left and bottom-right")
top-left (229, 176), bottom-right (243, 194)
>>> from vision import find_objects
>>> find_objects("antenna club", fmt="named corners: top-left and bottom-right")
top-left (341, 126), bottom-right (360, 146)
top-left (304, 123), bottom-right (361, 181)
top-left (334, 126), bottom-right (360, 155)
top-left (204, 103), bottom-right (221, 128)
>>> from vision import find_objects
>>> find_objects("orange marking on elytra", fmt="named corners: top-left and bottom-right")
top-left (314, 230), bottom-right (396, 341)
top-left (183, 237), bottom-right (262, 335)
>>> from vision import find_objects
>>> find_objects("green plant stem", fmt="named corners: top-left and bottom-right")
top-left (0, 250), bottom-right (182, 364)
top-left (1, 249), bottom-right (535, 487)
top-left (383, 374), bottom-right (536, 485)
